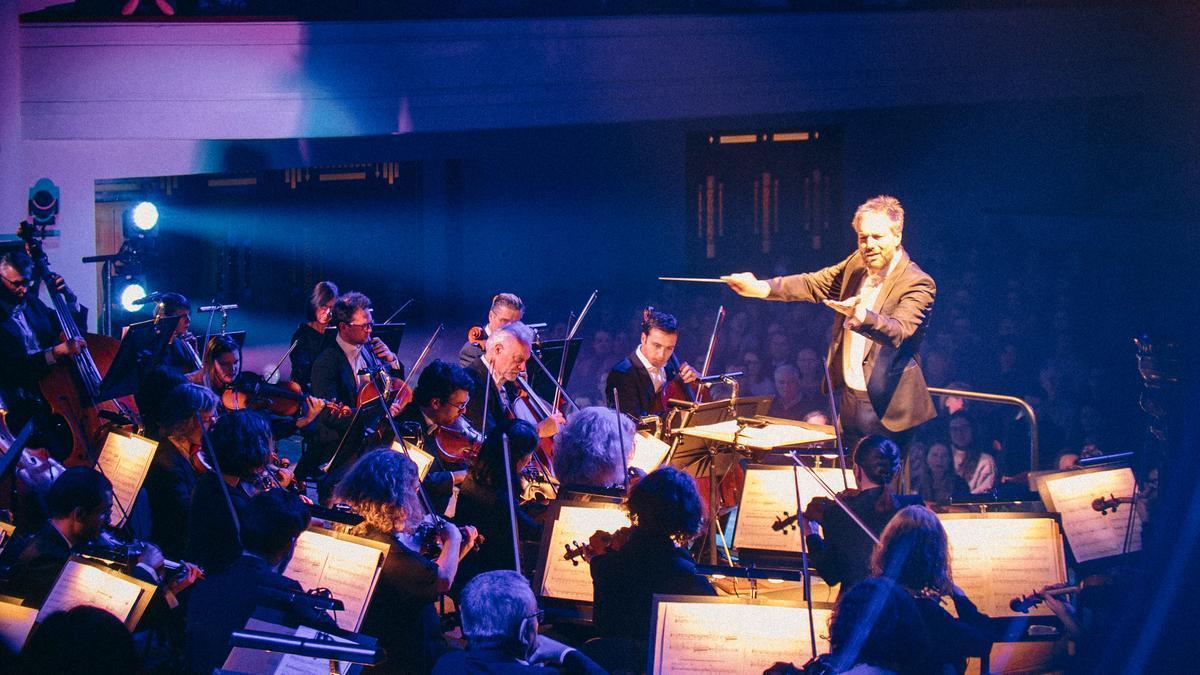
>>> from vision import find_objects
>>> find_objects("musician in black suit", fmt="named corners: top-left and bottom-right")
top-left (802, 435), bottom-right (922, 595)
top-left (394, 359), bottom-right (476, 515)
top-left (604, 307), bottom-right (699, 417)
top-left (184, 489), bottom-right (331, 675)
top-left (463, 321), bottom-right (562, 439)
top-left (298, 291), bottom-right (404, 479)
top-left (0, 251), bottom-right (87, 453)
top-left (458, 292), bottom-right (524, 369)
top-left (142, 383), bottom-right (217, 560)
top-left (152, 292), bottom-right (202, 374)
top-left (724, 195), bottom-right (937, 451)
top-left (288, 280), bottom-right (338, 393)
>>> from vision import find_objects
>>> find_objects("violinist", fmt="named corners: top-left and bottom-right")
top-left (142, 383), bottom-right (218, 560)
top-left (0, 251), bottom-right (86, 455)
top-left (299, 291), bottom-right (404, 480)
top-left (152, 292), bottom-right (203, 374)
top-left (4, 467), bottom-right (199, 607)
top-left (802, 435), bottom-right (922, 596)
top-left (394, 359), bottom-right (476, 515)
top-left (589, 467), bottom-right (715, 647)
top-left (191, 333), bottom-right (240, 393)
top-left (459, 292), bottom-right (525, 369)
top-left (553, 406), bottom-right (636, 499)
top-left (186, 410), bottom-right (274, 573)
top-left (605, 307), bottom-right (699, 417)
top-left (288, 280), bottom-right (338, 393)
top-left (333, 449), bottom-right (480, 674)
top-left (464, 321), bottom-right (563, 439)
top-left (453, 419), bottom-right (542, 587)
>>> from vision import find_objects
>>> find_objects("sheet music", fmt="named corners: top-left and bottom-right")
top-left (284, 530), bottom-right (384, 631)
top-left (391, 440), bottom-right (435, 482)
top-left (939, 516), bottom-right (1066, 617)
top-left (677, 419), bottom-right (835, 450)
top-left (38, 560), bottom-right (144, 624)
top-left (0, 600), bottom-right (38, 654)
top-left (96, 433), bottom-right (157, 528)
top-left (1042, 468), bottom-right (1143, 563)
top-left (733, 466), bottom-right (855, 553)
top-left (630, 432), bottom-right (671, 474)
top-left (540, 504), bottom-right (631, 602)
top-left (652, 600), bottom-right (831, 674)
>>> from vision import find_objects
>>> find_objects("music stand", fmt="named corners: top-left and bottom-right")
top-left (323, 323), bottom-right (405, 355)
top-left (96, 314), bottom-right (182, 402)
top-left (665, 395), bottom-right (772, 469)
top-left (528, 338), bottom-right (582, 402)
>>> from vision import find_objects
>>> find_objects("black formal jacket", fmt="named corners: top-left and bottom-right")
top-left (433, 646), bottom-right (606, 675)
top-left (302, 340), bottom-right (403, 477)
top-left (394, 402), bottom-right (457, 515)
top-left (288, 322), bottom-right (331, 393)
top-left (805, 487), bottom-right (923, 592)
top-left (604, 350), bottom-right (682, 417)
top-left (463, 356), bottom-right (514, 436)
top-left (589, 529), bottom-right (716, 640)
top-left (357, 528), bottom-right (447, 674)
top-left (913, 592), bottom-right (993, 674)
top-left (458, 339), bottom-right (484, 369)
top-left (184, 553), bottom-right (320, 675)
top-left (766, 250), bottom-right (936, 432)
top-left (144, 437), bottom-right (199, 560)
top-left (4, 521), bottom-right (72, 607)
top-left (186, 472), bottom-right (250, 574)
top-left (0, 294), bottom-right (86, 420)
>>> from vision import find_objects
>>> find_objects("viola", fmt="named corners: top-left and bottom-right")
top-left (435, 418), bottom-right (484, 464)
top-left (222, 374), bottom-right (351, 419)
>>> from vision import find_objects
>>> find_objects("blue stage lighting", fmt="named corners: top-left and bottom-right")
top-left (120, 283), bottom-right (148, 312)
top-left (130, 202), bottom-right (159, 231)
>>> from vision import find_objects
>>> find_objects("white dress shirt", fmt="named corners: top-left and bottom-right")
top-left (635, 346), bottom-right (667, 393)
top-left (842, 250), bottom-right (902, 392)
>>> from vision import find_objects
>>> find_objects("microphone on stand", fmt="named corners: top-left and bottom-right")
top-left (129, 291), bottom-right (164, 306)
top-left (199, 303), bottom-right (238, 312)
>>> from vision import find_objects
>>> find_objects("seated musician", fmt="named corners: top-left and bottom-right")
top-left (394, 359), bottom-right (476, 515)
top-left (459, 292), bottom-right (525, 369)
top-left (299, 291), bottom-right (405, 480)
top-left (17, 605), bottom-right (139, 673)
top-left (463, 321), bottom-right (563, 439)
top-left (184, 489), bottom-right (332, 674)
top-left (588, 467), bottom-right (715, 645)
top-left (135, 364), bottom-right (189, 441)
top-left (552, 406), bottom-right (636, 499)
top-left (869, 505), bottom-right (992, 674)
top-left (153, 292), bottom-right (202, 373)
top-left (142, 383), bottom-right (217, 560)
top-left (289, 280), bottom-right (338, 393)
top-left (803, 434), bottom-right (921, 596)
top-left (453, 419), bottom-right (542, 587)
top-left (433, 570), bottom-right (606, 675)
top-left (605, 307), bottom-right (699, 417)
top-left (186, 410), bottom-right (274, 573)
top-left (0, 251), bottom-right (87, 457)
top-left (333, 449), bottom-right (480, 674)
top-left (3, 467), bottom-right (190, 607)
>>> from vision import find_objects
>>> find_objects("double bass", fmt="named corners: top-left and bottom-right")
top-left (18, 223), bottom-right (136, 466)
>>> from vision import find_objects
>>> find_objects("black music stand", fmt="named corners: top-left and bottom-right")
top-left (96, 314), bottom-right (182, 402)
top-left (323, 323), bottom-right (405, 355)
top-left (665, 395), bottom-right (772, 469)
top-left (529, 338), bottom-right (581, 403)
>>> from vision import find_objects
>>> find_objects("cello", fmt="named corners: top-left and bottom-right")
top-left (18, 223), bottom-right (137, 466)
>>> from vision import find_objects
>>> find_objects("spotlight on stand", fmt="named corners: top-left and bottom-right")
top-left (119, 282), bottom-right (148, 313)
top-left (130, 202), bottom-right (159, 231)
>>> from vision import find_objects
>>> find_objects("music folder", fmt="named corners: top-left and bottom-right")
top-left (98, 313), bottom-right (182, 401)
top-left (282, 527), bottom-right (390, 632)
top-left (95, 430), bottom-right (157, 529)
top-left (1033, 465), bottom-right (1143, 563)
top-left (38, 557), bottom-right (157, 630)
top-left (533, 500), bottom-right (632, 611)
top-left (732, 463), bottom-right (856, 562)
top-left (648, 595), bottom-right (833, 675)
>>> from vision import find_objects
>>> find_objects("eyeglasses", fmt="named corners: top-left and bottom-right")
top-left (347, 321), bottom-right (374, 330)
top-left (447, 399), bottom-right (469, 412)
top-left (525, 609), bottom-right (545, 623)
top-left (1, 275), bottom-right (29, 289)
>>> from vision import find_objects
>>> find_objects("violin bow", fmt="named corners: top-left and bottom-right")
top-left (552, 290), bottom-right (598, 411)
top-left (698, 305), bottom-right (725, 393)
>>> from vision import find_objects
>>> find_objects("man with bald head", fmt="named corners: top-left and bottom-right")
top-left (723, 195), bottom-right (936, 451)
top-left (464, 321), bottom-right (563, 438)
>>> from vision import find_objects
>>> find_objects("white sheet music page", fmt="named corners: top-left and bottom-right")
top-left (540, 505), bottom-right (631, 602)
top-left (630, 432), bottom-right (671, 474)
top-left (284, 530), bottom-right (384, 631)
top-left (391, 440), bottom-right (435, 481)
top-left (939, 516), bottom-right (1066, 617)
top-left (1043, 468), bottom-right (1143, 563)
top-left (733, 466), bottom-right (855, 553)
top-left (652, 600), bottom-right (831, 674)
top-left (96, 432), bottom-right (157, 528)
top-left (38, 560), bottom-right (144, 624)
top-left (0, 600), bottom-right (38, 655)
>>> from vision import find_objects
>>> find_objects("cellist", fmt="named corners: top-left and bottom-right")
top-left (0, 251), bottom-right (86, 457)
top-left (463, 321), bottom-right (563, 439)
top-left (458, 292), bottom-right (524, 370)
top-left (604, 307), bottom-right (699, 418)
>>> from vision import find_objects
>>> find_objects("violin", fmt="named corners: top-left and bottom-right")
top-left (83, 530), bottom-right (202, 580)
top-left (562, 526), bottom-right (634, 566)
top-left (467, 326), bottom-right (486, 351)
top-left (1092, 494), bottom-right (1135, 515)
top-left (1009, 575), bottom-right (1112, 613)
top-left (222, 373), bottom-right (351, 419)
top-left (412, 519), bottom-right (483, 560)
top-left (434, 418), bottom-right (484, 464)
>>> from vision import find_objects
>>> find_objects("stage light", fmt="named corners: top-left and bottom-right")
top-left (130, 202), bottom-right (159, 231)
top-left (120, 283), bottom-right (148, 312)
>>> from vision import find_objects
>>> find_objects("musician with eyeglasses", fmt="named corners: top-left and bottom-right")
top-left (298, 291), bottom-right (405, 480)
top-left (394, 359), bottom-right (476, 515)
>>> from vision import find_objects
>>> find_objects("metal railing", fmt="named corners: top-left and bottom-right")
top-left (927, 387), bottom-right (1039, 470)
